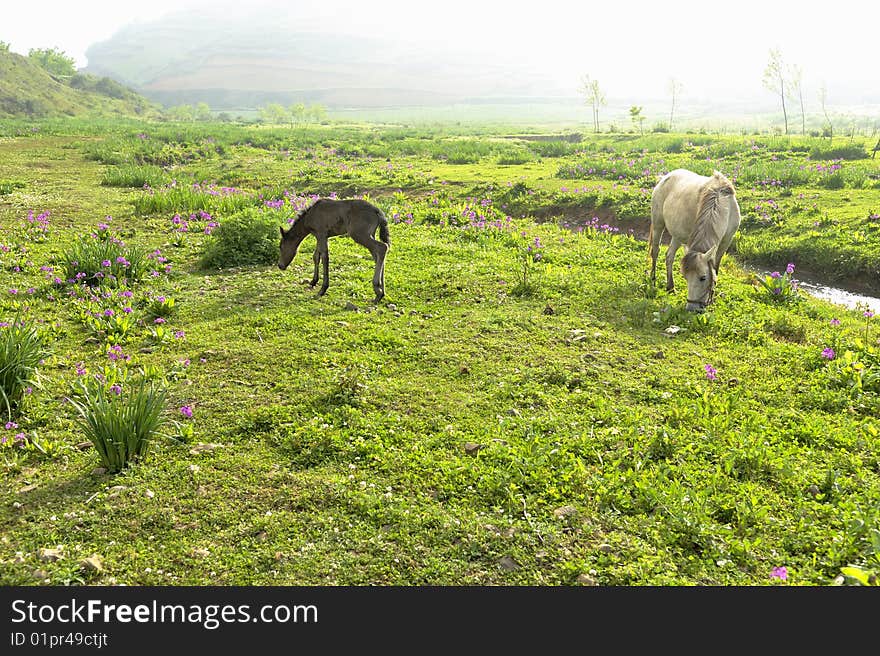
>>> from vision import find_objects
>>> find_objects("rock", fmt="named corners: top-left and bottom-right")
top-left (598, 543), bottom-right (614, 554)
top-left (80, 555), bottom-right (104, 573)
top-left (343, 301), bottom-right (358, 311)
top-left (652, 350), bottom-right (665, 359)
top-left (577, 573), bottom-right (599, 586)
top-left (188, 465), bottom-right (200, 474)
top-left (107, 485), bottom-right (127, 497)
top-left (13, 551), bottom-right (25, 563)
top-left (543, 304), bottom-right (555, 315)
top-left (255, 531), bottom-right (268, 542)
top-left (189, 443), bottom-right (224, 455)
top-left (553, 505), bottom-right (579, 520)
top-left (458, 365), bottom-right (470, 375)
top-left (506, 408), bottom-right (520, 417)
top-left (191, 548), bottom-right (210, 558)
top-left (31, 569), bottom-right (49, 580)
top-left (144, 489), bottom-right (155, 499)
top-left (38, 547), bottom-right (63, 562)
top-left (463, 442), bottom-right (483, 455)
top-left (386, 303), bottom-right (398, 312)
top-left (498, 555), bottom-right (520, 571)
top-left (90, 467), bottom-right (107, 476)
top-left (664, 325), bottom-right (681, 335)
top-left (76, 441), bottom-right (93, 450)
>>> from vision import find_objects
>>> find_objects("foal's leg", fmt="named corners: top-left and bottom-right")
top-left (314, 235), bottom-right (330, 297)
top-left (353, 233), bottom-right (389, 302)
top-left (665, 236), bottom-right (682, 292)
top-left (310, 247), bottom-right (321, 288)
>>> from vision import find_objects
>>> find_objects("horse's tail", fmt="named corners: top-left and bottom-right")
top-left (377, 208), bottom-right (390, 248)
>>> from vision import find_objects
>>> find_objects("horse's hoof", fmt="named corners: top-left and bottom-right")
top-left (666, 286), bottom-right (675, 293)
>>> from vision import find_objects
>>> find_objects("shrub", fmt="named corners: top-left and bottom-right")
top-left (809, 144), bottom-right (867, 161)
top-left (0, 319), bottom-right (47, 420)
top-left (67, 376), bottom-right (168, 473)
top-left (199, 207), bottom-right (284, 269)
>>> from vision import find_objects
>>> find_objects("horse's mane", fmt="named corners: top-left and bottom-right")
top-left (292, 198), bottom-right (327, 226)
top-left (687, 171), bottom-right (735, 254)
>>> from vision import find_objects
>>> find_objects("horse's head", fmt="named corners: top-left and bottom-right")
top-left (278, 223), bottom-right (304, 270)
top-left (681, 245), bottom-right (718, 312)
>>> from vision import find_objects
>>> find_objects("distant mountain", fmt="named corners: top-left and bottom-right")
top-left (83, 11), bottom-right (567, 110)
top-left (0, 49), bottom-right (160, 119)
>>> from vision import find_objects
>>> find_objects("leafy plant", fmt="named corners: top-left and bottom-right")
top-left (67, 375), bottom-right (168, 473)
top-left (59, 232), bottom-right (147, 287)
top-left (0, 319), bottom-right (47, 420)
top-left (754, 263), bottom-right (799, 302)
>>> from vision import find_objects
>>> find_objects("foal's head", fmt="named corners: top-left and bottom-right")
top-left (681, 245), bottom-right (718, 312)
top-left (278, 220), bottom-right (308, 270)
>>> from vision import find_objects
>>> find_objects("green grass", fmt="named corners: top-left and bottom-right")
top-left (1, 119), bottom-right (879, 586)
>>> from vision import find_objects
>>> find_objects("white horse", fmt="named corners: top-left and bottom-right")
top-left (648, 168), bottom-right (741, 312)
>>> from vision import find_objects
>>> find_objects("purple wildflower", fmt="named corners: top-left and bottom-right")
top-left (770, 566), bottom-right (788, 581)
top-left (704, 364), bottom-right (718, 381)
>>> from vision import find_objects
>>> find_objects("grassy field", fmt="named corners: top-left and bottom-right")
top-left (1, 119), bottom-right (879, 586)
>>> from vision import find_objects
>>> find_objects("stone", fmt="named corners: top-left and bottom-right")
top-left (498, 555), bottom-right (520, 571)
top-left (80, 555), bottom-right (104, 573)
top-left (464, 442), bottom-right (483, 455)
top-left (38, 547), bottom-right (63, 562)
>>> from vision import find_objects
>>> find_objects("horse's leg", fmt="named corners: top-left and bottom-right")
top-left (309, 247), bottom-right (320, 288)
top-left (648, 220), bottom-right (663, 284)
top-left (353, 233), bottom-right (389, 302)
top-left (314, 236), bottom-right (329, 297)
top-left (665, 236), bottom-right (682, 292)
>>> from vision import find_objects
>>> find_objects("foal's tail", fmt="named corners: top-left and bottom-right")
top-left (377, 209), bottom-right (390, 248)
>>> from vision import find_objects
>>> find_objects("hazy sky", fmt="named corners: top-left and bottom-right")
top-left (3, 1), bottom-right (878, 105)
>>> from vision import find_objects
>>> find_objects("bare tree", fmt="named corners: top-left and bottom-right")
top-left (668, 78), bottom-right (684, 132)
top-left (763, 49), bottom-right (788, 134)
top-left (580, 75), bottom-right (606, 133)
top-left (818, 82), bottom-right (833, 141)
top-left (787, 64), bottom-right (805, 135)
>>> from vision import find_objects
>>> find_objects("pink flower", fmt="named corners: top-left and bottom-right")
top-left (770, 566), bottom-right (788, 581)
top-left (822, 348), bottom-right (835, 360)
top-left (179, 405), bottom-right (193, 418)
top-left (704, 364), bottom-right (718, 381)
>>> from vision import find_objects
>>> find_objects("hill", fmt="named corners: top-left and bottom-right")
top-left (0, 49), bottom-right (160, 119)
top-left (82, 10), bottom-right (564, 111)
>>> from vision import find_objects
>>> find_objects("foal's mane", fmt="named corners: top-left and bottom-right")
top-left (687, 171), bottom-right (735, 254)
top-left (288, 198), bottom-right (327, 232)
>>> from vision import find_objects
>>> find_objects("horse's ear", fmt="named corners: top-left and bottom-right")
top-left (279, 225), bottom-right (286, 237)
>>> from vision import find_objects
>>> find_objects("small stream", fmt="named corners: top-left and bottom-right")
top-left (750, 266), bottom-right (880, 314)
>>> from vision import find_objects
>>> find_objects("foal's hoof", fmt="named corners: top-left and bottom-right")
top-left (665, 285), bottom-right (675, 293)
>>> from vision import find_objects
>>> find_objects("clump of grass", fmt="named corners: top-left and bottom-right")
top-left (102, 164), bottom-right (170, 188)
top-left (0, 319), bottom-right (47, 420)
top-left (67, 376), bottom-right (168, 473)
top-left (59, 232), bottom-right (147, 287)
top-left (199, 207), bottom-right (284, 269)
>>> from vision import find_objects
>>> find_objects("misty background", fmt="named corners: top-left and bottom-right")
top-left (3, 0), bottom-right (879, 128)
